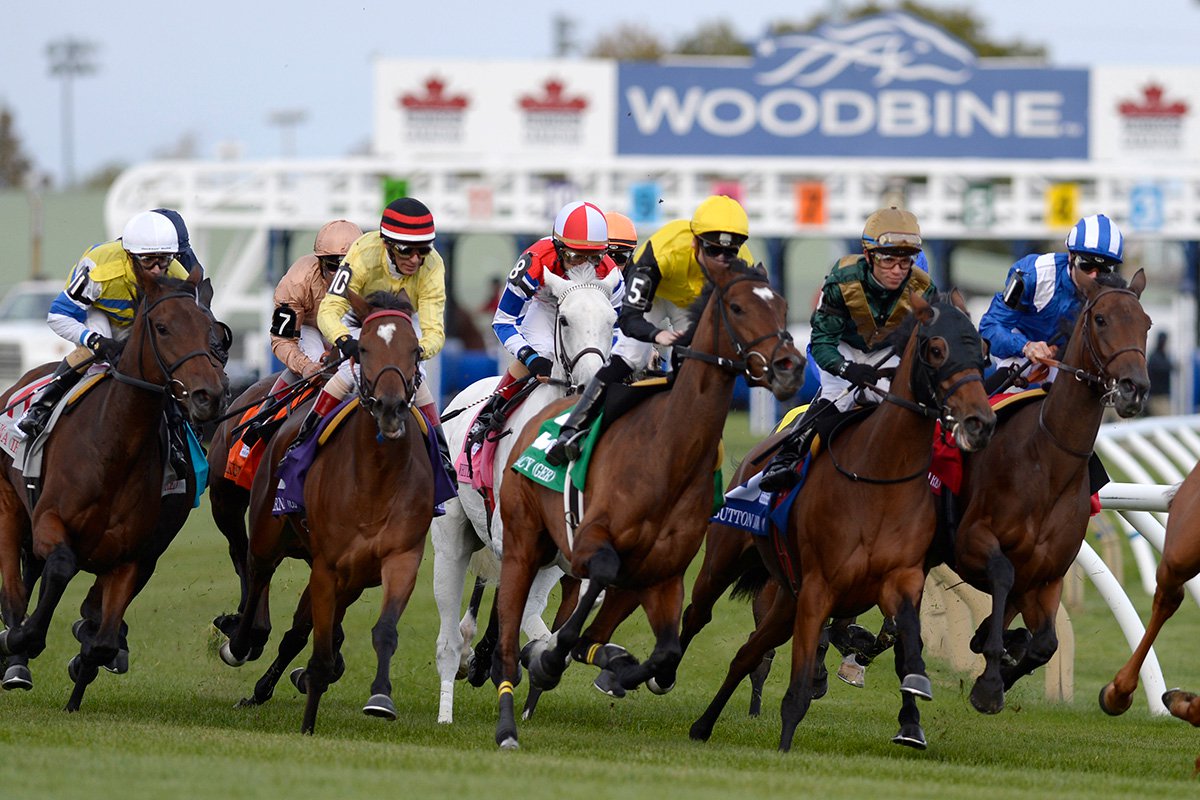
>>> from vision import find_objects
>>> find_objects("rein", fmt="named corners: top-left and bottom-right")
top-left (355, 310), bottom-right (421, 414)
top-left (553, 280), bottom-right (612, 378)
top-left (110, 290), bottom-right (221, 401)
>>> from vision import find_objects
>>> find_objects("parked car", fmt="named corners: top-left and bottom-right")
top-left (0, 280), bottom-right (74, 389)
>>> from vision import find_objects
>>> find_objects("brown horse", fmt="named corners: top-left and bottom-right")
top-left (490, 258), bottom-right (804, 749)
top-left (221, 290), bottom-right (434, 734)
top-left (1101, 457), bottom-right (1200, 722)
top-left (954, 270), bottom-right (1149, 714)
top-left (689, 290), bottom-right (996, 751)
top-left (0, 269), bottom-right (227, 710)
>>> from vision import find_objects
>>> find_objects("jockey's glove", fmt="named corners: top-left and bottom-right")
top-left (518, 346), bottom-right (552, 379)
top-left (839, 361), bottom-right (881, 387)
top-left (86, 332), bottom-right (125, 364)
top-left (336, 335), bottom-right (360, 361)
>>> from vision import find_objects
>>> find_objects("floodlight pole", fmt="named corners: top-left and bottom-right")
top-left (46, 38), bottom-right (98, 187)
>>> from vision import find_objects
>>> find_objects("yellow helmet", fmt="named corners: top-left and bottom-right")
top-left (862, 207), bottom-right (922, 255)
top-left (690, 195), bottom-right (749, 248)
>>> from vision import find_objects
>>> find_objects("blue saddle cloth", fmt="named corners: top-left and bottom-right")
top-left (710, 454), bottom-right (812, 537)
top-left (273, 399), bottom-right (457, 517)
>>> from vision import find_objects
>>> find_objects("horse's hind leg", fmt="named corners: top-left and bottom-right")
top-left (968, 549), bottom-right (1014, 714)
top-left (237, 586), bottom-right (313, 706)
top-left (1102, 564), bottom-right (1188, 715)
top-left (467, 592), bottom-right (499, 687)
top-left (210, 480), bottom-right (251, 632)
top-left (680, 526), bottom-right (754, 656)
top-left (885, 588), bottom-right (932, 749)
top-left (66, 563), bottom-right (138, 712)
top-left (432, 518), bottom-right (478, 722)
top-left (0, 496), bottom-right (33, 690)
top-left (570, 587), bottom-right (642, 698)
top-left (691, 587), bottom-right (797, 743)
top-left (778, 591), bottom-right (832, 752)
top-left (491, 531), bottom-right (545, 749)
top-left (364, 549), bottom-right (423, 721)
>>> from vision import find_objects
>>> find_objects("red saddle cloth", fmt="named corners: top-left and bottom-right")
top-left (930, 391), bottom-right (1101, 516)
top-left (224, 389), bottom-right (314, 490)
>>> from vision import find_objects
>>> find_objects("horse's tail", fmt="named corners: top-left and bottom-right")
top-left (468, 547), bottom-right (501, 585)
top-left (729, 560), bottom-right (770, 603)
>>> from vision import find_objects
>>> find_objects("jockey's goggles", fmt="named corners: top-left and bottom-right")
top-left (606, 245), bottom-right (634, 267)
top-left (701, 242), bottom-right (739, 261)
top-left (874, 252), bottom-right (915, 270)
top-left (561, 248), bottom-right (604, 266)
top-left (388, 242), bottom-right (432, 260)
top-left (870, 231), bottom-right (923, 250)
top-left (318, 256), bottom-right (343, 273)
top-left (132, 253), bottom-right (174, 270)
top-left (1071, 252), bottom-right (1119, 275)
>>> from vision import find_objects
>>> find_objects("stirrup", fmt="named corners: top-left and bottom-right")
top-left (545, 427), bottom-right (584, 467)
top-left (17, 405), bottom-right (52, 438)
top-left (759, 457), bottom-right (801, 493)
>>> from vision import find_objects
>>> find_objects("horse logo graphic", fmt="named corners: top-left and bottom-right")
top-left (755, 11), bottom-right (975, 88)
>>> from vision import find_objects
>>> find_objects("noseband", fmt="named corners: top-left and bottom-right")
top-left (354, 310), bottom-right (421, 415)
top-left (111, 290), bottom-right (223, 401)
top-left (553, 280), bottom-right (612, 384)
top-left (672, 269), bottom-right (794, 385)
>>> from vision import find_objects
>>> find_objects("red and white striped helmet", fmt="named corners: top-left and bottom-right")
top-left (552, 201), bottom-right (608, 252)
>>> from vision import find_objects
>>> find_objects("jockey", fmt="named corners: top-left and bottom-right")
top-left (17, 210), bottom-right (192, 438)
top-left (604, 210), bottom-right (638, 270)
top-left (284, 198), bottom-right (449, 462)
top-left (544, 195), bottom-right (752, 466)
top-left (759, 206), bottom-right (936, 492)
top-left (980, 213), bottom-right (1124, 387)
top-left (468, 200), bottom-right (623, 443)
top-left (266, 219), bottom-right (364, 397)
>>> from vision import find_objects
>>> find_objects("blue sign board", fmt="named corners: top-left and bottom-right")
top-left (1129, 183), bottom-right (1164, 232)
top-left (617, 12), bottom-right (1088, 160)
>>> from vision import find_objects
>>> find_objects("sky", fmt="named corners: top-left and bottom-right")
top-left (3, 0), bottom-right (1200, 186)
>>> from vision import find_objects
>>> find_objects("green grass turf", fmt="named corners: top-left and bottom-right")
top-left (0, 412), bottom-right (1197, 798)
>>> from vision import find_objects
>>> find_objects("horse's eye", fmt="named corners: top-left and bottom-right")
top-left (1094, 314), bottom-right (1107, 328)
top-left (155, 322), bottom-right (169, 335)
top-left (729, 303), bottom-right (744, 314)
top-left (560, 317), bottom-right (570, 327)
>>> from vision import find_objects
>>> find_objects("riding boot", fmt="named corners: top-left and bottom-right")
top-left (759, 398), bottom-right (834, 493)
top-left (418, 402), bottom-right (454, 478)
top-left (467, 370), bottom-right (522, 447)
top-left (545, 375), bottom-right (607, 467)
top-left (17, 360), bottom-right (83, 438)
top-left (282, 389), bottom-right (341, 458)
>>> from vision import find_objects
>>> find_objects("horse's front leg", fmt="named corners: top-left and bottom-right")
top-left (1001, 581), bottom-right (1062, 690)
top-left (299, 564), bottom-right (337, 735)
top-left (968, 549), bottom-right (1014, 714)
top-left (66, 563), bottom-right (137, 712)
top-left (884, 580), bottom-right (932, 749)
top-left (365, 549), bottom-right (423, 721)
top-left (1101, 565), bottom-right (1187, 716)
top-left (0, 541), bottom-right (78, 660)
top-left (634, 576), bottom-right (685, 695)
top-left (491, 531), bottom-right (542, 749)
top-left (431, 518), bottom-right (477, 722)
top-left (0, 499), bottom-right (33, 690)
top-left (238, 586), bottom-right (313, 707)
top-left (778, 590), bottom-right (832, 752)
top-left (572, 587), bottom-right (642, 698)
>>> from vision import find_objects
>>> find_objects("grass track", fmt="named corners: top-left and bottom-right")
top-left (1, 412), bottom-right (1197, 798)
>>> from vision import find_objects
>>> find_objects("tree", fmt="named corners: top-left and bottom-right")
top-left (0, 106), bottom-right (33, 189)
top-left (588, 23), bottom-right (668, 61)
top-left (675, 21), bottom-right (752, 57)
top-left (769, 2), bottom-right (1047, 59)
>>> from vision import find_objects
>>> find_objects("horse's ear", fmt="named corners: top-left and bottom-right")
top-left (910, 291), bottom-right (934, 323)
top-left (600, 268), bottom-right (622, 294)
top-left (197, 276), bottom-right (215, 309)
top-left (396, 288), bottom-right (414, 313)
top-left (1129, 268), bottom-right (1147, 299)
top-left (1076, 267), bottom-right (1100, 298)
top-left (347, 287), bottom-right (372, 321)
top-left (187, 265), bottom-right (203, 289)
top-left (543, 270), bottom-right (567, 297)
top-left (949, 287), bottom-right (969, 316)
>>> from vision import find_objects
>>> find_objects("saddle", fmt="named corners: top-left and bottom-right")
top-left (223, 387), bottom-right (316, 490)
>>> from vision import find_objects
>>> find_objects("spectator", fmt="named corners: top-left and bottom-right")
top-left (1147, 330), bottom-right (1173, 416)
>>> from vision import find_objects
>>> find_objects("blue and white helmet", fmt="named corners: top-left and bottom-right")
top-left (1065, 214), bottom-right (1124, 264)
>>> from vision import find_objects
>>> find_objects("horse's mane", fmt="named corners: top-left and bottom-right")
top-left (674, 259), bottom-right (768, 348)
top-left (365, 291), bottom-right (415, 315)
top-left (882, 291), bottom-right (957, 352)
top-left (1054, 271), bottom-right (1131, 342)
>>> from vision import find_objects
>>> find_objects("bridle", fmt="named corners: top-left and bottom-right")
top-left (1037, 286), bottom-right (1147, 458)
top-left (672, 266), bottom-right (795, 385)
top-left (829, 304), bottom-right (986, 484)
top-left (552, 280), bottom-right (613, 385)
top-left (354, 309), bottom-right (422, 415)
top-left (110, 289), bottom-right (224, 402)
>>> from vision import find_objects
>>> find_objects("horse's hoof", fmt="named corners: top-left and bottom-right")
top-left (901, 674), bottom-right (933, 701)
top-left (1099, 683), bottom-right (1131, 716)
top-left (593, 669), bottom-right (626, 698)
top-left (212, 614), bottom-right (240, 638)
top-left (218, 641), bottom-right (246, 668)
top-left (969, 680), bottom-right (1004, 714)
top-left (498, 736), bottom-right (519, 751)
top-left (67, 655), bottom-right (83, 683)
top-left (104, 649), bottom-right (129, 675)
top-left (235, 696), bottom-right (261, 708)
top-left (892, 724), bottom-right (928, 750)
top-left (363, 694), bottom-right (397, 720)
top-left (647, 676), bottom-right (675, 695)
top-left (249, 646), bottom-right (264, 662)
top-left (290, 668), bottom-right (308, 694)
top-left (71, 619), bottom-right (88, 642)
top-left (836, 654), bottom-right (865, 688)
top-left (2, 664), bottom-right (32, 691)
top-left (689, 719), bottom-right (713, 742)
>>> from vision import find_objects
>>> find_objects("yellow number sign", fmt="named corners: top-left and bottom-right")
top-left (1045, 183), bottom-right (1079, 229)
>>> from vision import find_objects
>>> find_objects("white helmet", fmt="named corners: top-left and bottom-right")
top-left (122, 211), bottom-right (180, 255)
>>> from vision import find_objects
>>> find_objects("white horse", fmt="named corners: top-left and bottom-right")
top-left (433, 268), bottom-right (621, 724)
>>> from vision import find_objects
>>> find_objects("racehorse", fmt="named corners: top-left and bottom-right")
top-left (689, 290), bottom-right (996, 751)
top-left (1101, 458), bottom-right (1200, 723)
top-left (0, 268), bottom-right (228, 710)
top-left (491, 258), bottom-right (804, 749)
top-left (952, 269), bottom-right (1148, 715)
top-left (432, 268), bottom-right (621, 723)
top-left (220, 290), bottom-right (434, 734)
